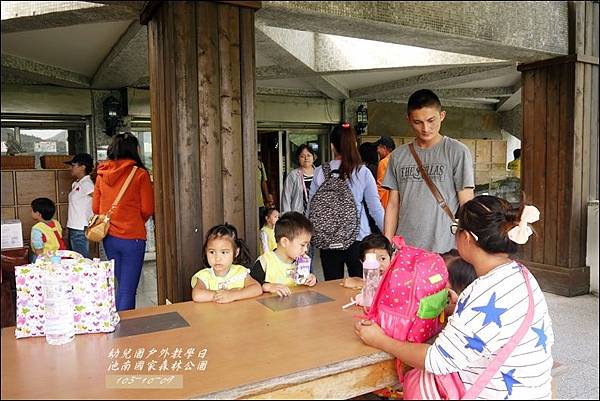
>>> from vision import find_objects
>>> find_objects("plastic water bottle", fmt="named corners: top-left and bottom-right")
top-left (362, 253), bottom-right (380, 308)
top-left (295, 255), bottom-right (312, 285)
top-left (43, 255), bottom-right (75, 345)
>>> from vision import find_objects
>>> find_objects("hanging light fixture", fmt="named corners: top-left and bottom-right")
top-left (356, 104), bottom-right (368, 135)
top-left (103, 96), bottom-right (122, 136)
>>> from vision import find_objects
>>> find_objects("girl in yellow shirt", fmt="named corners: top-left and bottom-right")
top-left (259, 208), bottom-right (279, 255)
top-left (191, 224), bottom-right (262, 303)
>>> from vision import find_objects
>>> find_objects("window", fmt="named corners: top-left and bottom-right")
top-left (1, 115), bottom-right (89, 169)
top-left (20, 128), bottom-right (69, 155)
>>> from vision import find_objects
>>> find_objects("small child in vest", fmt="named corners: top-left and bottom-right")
top-left (250, 212), bottom-right (317, 297)
top-left (259, 207), bottom-right (279, 255)
top-left (30, 197), bottom-right (67, 260)
top-left (191, 224), bottom-right (262, 303)
top-left (341, 234), bottom-right (393, 290)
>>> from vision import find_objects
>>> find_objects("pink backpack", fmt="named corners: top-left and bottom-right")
top-left (366, 236), bottom-right (449, 344)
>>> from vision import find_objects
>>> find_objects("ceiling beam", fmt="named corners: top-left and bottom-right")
top-left (389, 87), bottom-right (514, 101)
top-left (1, 4), bottom-right (138, 33)
top-left (91, 21), bottom-right (148, 89)
top-left (1, 54), bottom-right (90, 88)
top-left (255, 25), bottom-right (349, 99)
top-left (256, 65), bottom-right (292, 80)
top-left (255, 63), bottom-right (507, 81)
top-left (350, 63), bottom-right (516, 100)
top-left (256, 2), bottom-right (568, 62)
top-left (85, 1), bottom-right (148, 12)
top-left (496, 84), bottom-right (522, 112)
top-left (257, 87), bottom-right (325, 97)
top-left (376, 98), bottom-right (497, 111)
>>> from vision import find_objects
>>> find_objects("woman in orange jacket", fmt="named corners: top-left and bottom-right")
top-left (93, 133), bottom-right (154, 311)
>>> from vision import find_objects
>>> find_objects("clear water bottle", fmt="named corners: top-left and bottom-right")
top-left (362, 253), bottom-right (380, 308)
top-left (43, 255), bottom-right (75, 345)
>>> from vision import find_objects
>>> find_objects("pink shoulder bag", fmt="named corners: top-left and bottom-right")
top-left (403, 265), bottom-right (535, 400)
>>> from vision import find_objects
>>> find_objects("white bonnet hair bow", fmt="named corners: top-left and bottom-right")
top-left (507, 205), bottom-right (540, 244)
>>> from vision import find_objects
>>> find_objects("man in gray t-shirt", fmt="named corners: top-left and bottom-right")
top-left (382, 90), bottom-right (474, 253)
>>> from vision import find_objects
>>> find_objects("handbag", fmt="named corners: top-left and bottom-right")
top-left (403, 265), bottom-right (536, 400)
top-left (408, 143), bottom-right (456, 222)
top-left (15, 250), bottom-right (120, 338)
top-left (85, 166), bottom-right (138, 242)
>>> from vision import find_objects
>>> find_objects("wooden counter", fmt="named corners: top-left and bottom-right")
top-left (1, 280), bottom-right (398, 399)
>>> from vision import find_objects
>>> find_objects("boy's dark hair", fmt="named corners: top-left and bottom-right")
top-left (441, 250), bottom-right (477, 294)
top-left (31, 198), bottom-right (56, 221)
top-left (202, 223), bottom-right (251, 268)
top-left (274, 211), bottom-right (313, 243)
top-left (407, 89), bottom-right (442, 114)
top-left (456, 195), bottom-right (526, 255)
top-left (359, 234), bottom-right (393, 261)
top-left (513, 148), bottom-right (521, 159)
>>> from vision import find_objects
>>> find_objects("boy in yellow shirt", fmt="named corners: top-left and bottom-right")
top-left (30, 197), bottom-right (67, 259)
top-left (250, 212), bottom-right (317, 297)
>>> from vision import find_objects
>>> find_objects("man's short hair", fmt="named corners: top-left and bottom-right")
top-left (274, 212), bottom-right (313, 242)
top-left (407, 89), bottom-right (442, 114)
top-left (375, 136), bottom-right (396, 151)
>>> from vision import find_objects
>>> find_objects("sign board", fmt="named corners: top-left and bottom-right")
top-left (1, 220), bottom-right (24, 250)
top-left (34, 142), bottom-right (57, 153)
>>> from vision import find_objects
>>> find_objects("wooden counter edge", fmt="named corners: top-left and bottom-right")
top-left (196, 352), bottom-right (398, 400)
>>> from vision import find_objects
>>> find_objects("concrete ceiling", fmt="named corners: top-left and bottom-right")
top-left (1, 20), bottom-right (131, 76)
top-left (256, 78), bottom-right (317, 90)
top-left (0, 1), bottom-right (528, 111)
top-left (444, 73), bottom-right (522, 90)
top-left (320, 66), bottom-right (454, 91)
top-left (256, 52), bottom-right (277, 68)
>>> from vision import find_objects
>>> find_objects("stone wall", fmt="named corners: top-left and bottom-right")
top-left (366, 101), bottom-right (503, 140)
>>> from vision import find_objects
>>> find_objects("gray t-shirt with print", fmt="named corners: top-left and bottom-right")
top-left (382, 136), bottom-right (474, 253)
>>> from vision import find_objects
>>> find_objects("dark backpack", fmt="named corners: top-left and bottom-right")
top-left (308, 162), bottom-right (359, 250)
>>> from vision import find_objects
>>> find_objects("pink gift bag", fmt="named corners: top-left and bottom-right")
top-left (15, 250), bottom-right (120, 339)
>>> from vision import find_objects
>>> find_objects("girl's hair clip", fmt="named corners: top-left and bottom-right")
top-left (341, 122), bottom-right (350, 128)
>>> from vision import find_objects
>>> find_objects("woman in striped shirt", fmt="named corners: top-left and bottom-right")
top-left (355, 195), bottom-right (554, 399)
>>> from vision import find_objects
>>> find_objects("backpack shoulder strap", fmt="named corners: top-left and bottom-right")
top-left (366, 242), bottom-right (401, 320)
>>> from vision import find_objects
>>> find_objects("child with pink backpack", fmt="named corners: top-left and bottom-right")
top-left (355, 195), bottom-right (554, 400)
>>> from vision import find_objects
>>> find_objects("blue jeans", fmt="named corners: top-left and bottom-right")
top-left (69, 228), bottom-right (89, 258)
top-left (103, 235), bottom-right (146, 311)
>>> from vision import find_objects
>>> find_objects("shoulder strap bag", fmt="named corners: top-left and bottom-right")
top-left (408, 142), bottom-right (455, 222)
top-left (85, 166), bottom-right (138, 242)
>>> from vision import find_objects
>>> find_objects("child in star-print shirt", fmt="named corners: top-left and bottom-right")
top-left (355, 195), bottom-right (554, 400)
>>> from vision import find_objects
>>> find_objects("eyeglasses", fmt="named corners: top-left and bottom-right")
top-left (450, 222), bottom-right (479, 241)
